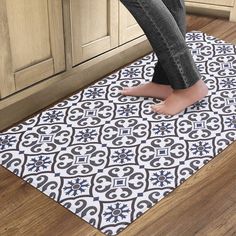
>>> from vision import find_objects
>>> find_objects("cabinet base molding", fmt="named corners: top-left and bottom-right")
top-left (185, 2), bottom-right (234, 21)
top-left (0, 36), bottom-right (152, 131)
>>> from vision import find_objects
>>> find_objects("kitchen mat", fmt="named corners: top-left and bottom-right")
top-left (1, 31), bottom-right (236, 235)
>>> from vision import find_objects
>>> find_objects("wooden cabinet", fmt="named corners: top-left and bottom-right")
top-left (0, 0), bottom-right (65, 99)
top-left (70, 0), bottom-right (144, 65)
top-left (0, 0), bottom-right (150, 131)
top-left (185, 0), bottom-right (236, 21)
top-left (119, 2), bottom-right (144, 45)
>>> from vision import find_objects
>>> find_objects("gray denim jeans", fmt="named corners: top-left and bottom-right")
top-left (120, 0), bottom-right (202, 89)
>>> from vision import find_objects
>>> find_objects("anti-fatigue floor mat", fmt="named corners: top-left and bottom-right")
top-left (1, 31), bottom-right (236, 236)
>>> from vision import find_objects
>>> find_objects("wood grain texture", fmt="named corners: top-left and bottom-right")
top-left (6, 0), bottom-right (51, 70)
top-left (1, 0), bottom-right (65, 97)
top-left (15, 58), bottom-right (54, 91)
top-left (70, 0), bottom-right (119, 65)
top-left (0, 0), bottom-right (15, 98)
top-left (0, 14), bottom-right (236, 236)
top-left (119, 1), bottom-right (145, 45)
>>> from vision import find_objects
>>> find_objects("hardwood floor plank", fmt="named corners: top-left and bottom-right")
top-left (195, 205), bottom-right (236, 236)
top-left (120, 142), bottom-right (236, 236)
top-left (197, 18), bottom-right (236, 38)
top-left (186, 14), bottom-right (216, 31)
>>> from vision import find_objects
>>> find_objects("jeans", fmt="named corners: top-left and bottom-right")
top-left (120, 0), bottom-right (202, 89)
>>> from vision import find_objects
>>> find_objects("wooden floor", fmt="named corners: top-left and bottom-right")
top-left (1, 14), bottom-right (236, 236)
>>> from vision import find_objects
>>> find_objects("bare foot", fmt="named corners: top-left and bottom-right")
top-left (151, 79), bottom-right (208, 116)
top-left (120, 82), bottom-right (174, 100)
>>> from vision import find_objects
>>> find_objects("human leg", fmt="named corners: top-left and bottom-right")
top-left (120, 0), bottom-right (208, 115)
top-left (120, 0), bottom-right (202, 89)
top-left (152, 0), bottom-right (187, 85)
top-left (120, 0), bottom-right (182, 99)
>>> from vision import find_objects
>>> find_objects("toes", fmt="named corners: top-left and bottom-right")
top-left (150, 102), bottom-right (172, 115)
top-left (151, 105), bottom-right (164, 114)
top-left (120, 88), bottom-right (129, 95)
top-left (123, 87), bottom-right (129, 90)
top-left (151, 103), bottom-right (164, 112)
top-left (120, 87), bottom-right (129, 92)
top-left (150, 101), bottom-right (165, 108)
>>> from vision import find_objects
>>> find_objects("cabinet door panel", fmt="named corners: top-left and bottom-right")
top-left (0, 0), bottom-right (65, 98)
top-left (6, 0), bottom-right (51, 71)
top-left (119, 1), bottom-right (144, 45)
top-left (70, 0), bottom-right (119, 65)
top-left (14, 58), bottom-right (54, 91)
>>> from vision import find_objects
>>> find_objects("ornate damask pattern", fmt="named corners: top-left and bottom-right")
top-left (0, 31), bottom-right (236, 235)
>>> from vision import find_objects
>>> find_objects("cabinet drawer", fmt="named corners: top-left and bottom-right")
top-left (186, 0), bottom-right (235, 7)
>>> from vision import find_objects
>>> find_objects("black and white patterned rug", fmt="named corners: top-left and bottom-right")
top-left (1, 31), bottom-right (236, 236)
